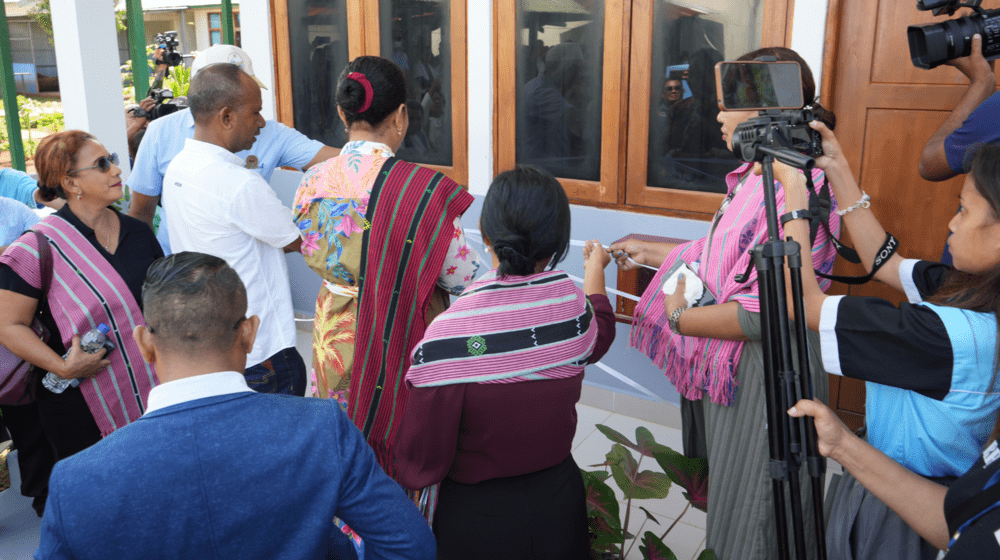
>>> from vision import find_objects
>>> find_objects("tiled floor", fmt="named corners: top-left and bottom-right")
top-left (572, 403), bottom-right (708, 560)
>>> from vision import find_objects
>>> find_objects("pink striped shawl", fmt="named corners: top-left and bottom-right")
top-left (1, 215), bottom-right (157, 436)
top-left (630, 163), bottom-right (840, 406)
top-left (406, 270), bottom-right (597, 387)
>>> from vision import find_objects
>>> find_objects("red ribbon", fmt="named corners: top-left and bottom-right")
top-left (347, 72), bottom-right (374, 113)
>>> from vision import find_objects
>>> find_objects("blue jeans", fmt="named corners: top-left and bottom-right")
top-left (245, 347), bottom-right (307, 396)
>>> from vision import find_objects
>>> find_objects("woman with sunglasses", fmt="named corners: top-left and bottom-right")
top-left (0, 130), bottom-right (163, 465)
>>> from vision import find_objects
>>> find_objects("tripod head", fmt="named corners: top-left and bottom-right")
top-left (731, 109), bottom-right (819, 170)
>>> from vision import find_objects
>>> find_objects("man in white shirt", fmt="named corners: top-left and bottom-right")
top-left (161, 62), bottom-right (306, 396)
top-left (127, 44), bottom-right (338, 255)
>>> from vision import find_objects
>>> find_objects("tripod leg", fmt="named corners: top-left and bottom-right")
top-left (754, 246), bottom-right (791, 560)
top-left (787, 242), bottom-right (828, 560)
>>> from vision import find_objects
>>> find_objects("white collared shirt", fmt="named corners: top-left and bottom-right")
top-left (144, 371), bottom-right (255, 415)
top-left (162, 138), bottom-right (300, 367)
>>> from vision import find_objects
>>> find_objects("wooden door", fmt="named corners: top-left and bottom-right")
top-left (822, 0), bottom-right (997, 431)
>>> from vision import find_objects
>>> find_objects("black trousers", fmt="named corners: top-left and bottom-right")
top-left (433, 454), bottom-right (589, 560)
top-left (0, 401), bottom-right (55, 515)
top-left (34, 377), bottom-right (101, 461)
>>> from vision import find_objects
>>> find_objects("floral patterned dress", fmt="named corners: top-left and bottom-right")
top-left (293, 141), bottom-right (480, 403)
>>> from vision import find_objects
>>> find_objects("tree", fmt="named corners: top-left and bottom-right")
top-left (29, 0), bottom-right (128, 44)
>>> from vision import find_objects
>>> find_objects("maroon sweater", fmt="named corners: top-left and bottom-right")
top-left (396, 294), bottom-right (616, 489)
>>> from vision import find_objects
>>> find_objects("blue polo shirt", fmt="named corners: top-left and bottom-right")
top-left (0, 196), bottom-right (40, 246)
top-left (126, 109), bottom-right (325, 254)
top-left (944, 90), bottom-right (1000, 173)
top-left (0, 168), bottom-right (41, 209)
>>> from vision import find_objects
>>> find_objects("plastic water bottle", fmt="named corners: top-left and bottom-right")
top-left (43, 323), bottom-right (116, 394)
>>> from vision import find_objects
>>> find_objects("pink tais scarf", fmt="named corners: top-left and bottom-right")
top-left (407, 270), bottom-right (597, 388)
top-left (630, 164), bottom-right (840, 405)
top-left (2, 215), bottom-right (157, 435)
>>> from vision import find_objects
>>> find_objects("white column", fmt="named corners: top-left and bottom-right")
top-left (236, 0), bottom-right (277, 121)
top-left (467, 3), bottom-right (493, 195)
top-left (790, 0), bottom-right (831, 101)
top-left (50, 0), bottom-right (130, 176)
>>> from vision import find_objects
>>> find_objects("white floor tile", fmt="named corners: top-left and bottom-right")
top-left (573, 404), bottom-right (613, 451)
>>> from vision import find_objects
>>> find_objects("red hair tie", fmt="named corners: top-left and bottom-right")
top-left (347, 72), bottom-right (374, 113)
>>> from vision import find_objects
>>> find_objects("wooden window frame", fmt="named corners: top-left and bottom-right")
top-left (494, 0), bottom-right (626, 206)
top-left (270, 0), bottom-right (469, 185)
top-left (495, 0), bottom-right (794, 217)
top-left (209, 11), bottom-right (242, 47)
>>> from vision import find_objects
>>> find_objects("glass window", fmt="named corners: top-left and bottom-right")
top-left (208, 12), bottom-right (242, 47)
top-left (645, 1), bottom-right (763, 193)
top-left (379, 0), bottom-right (452, 167)
top-left (515, 1), bottom-right (604, 182)
top-left (286, 0), bottom-right (351, 148)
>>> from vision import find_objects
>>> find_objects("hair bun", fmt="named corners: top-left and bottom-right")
top-left (811, 101), bottom-right (836, 131)
top-left (494, 244), bottom-right (534, 276)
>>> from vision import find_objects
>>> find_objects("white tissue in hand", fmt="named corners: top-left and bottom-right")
top-left (661, 264), bottom-right (705, 308)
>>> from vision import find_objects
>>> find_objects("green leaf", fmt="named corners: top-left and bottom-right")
top-left (582, 469), bottom-right (622, 540)
top-left (638, 506), bottom-right (661, 525)
top-left (609, 444), bottom-right (673, 500)
top-left (653, 447), bottom-right (709, 512)
top-left (639, 531), bottom-right (679, 560)
top-left (597, 424), bottom-right (638, 449)
top-left (696, 550), bottom-right (718, 560)
top-left (635, 427), bottom-right (671, 457)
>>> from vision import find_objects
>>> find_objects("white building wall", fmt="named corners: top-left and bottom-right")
top-left (237, 0), bottom-right (276, 120)
top-left (51, 0), bottom-right (130, 178)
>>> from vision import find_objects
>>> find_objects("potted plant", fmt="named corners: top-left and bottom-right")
top-left (583, 424), bottom-right (715, 560)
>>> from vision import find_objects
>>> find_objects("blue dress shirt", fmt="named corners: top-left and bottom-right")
top-left (0, 168), bottom-right (41, 209)
top-left (0, 196), bottom-right (40, 246)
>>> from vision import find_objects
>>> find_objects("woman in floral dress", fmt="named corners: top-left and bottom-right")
top-left (293, 56), bottom-right (479, 478)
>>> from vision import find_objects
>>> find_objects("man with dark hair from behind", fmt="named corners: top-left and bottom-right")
top-left (33, 252), bottom-right (436, 560)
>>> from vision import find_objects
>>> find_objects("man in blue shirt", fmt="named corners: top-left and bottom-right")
top-left (126, 45), bottom-right (339, 254)
top-left (34, 252), bottom-right (436, 560)
top-left (919, 34), bottom-right (998, 181)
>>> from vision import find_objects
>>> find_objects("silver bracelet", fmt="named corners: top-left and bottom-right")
top-left (836, 191), bottom-right (871, 216)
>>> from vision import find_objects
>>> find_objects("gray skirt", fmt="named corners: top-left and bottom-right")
top-left (825, 449), bottom-right (950, 560)
top-left (682, 309), bottom-right (829, 560)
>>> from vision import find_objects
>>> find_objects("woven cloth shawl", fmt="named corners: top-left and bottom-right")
top-left (348, 158), bottom-right (473, 477)
top-left (407, 270), bottom-right (597, 387)
top-left (0, 215), bottom-right (157, 435)
top-left (629, 164), bottom-right (839, 406)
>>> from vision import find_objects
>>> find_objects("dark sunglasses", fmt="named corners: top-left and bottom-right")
top-left (665, 86), bottom-right (682, 92)
top-left (68, 153), bottom-right (119, 175)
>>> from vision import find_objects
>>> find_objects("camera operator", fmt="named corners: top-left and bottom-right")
top-left (776, 121), bottom-right (1000, 559)
top-left (610, 47), bottom-right (839, 560)
top-left (126, 45), bottom-right (340, 254)
top-left (919, 34), bottom-right (997, 182)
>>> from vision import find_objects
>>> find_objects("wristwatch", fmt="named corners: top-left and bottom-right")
top-left (668, 307), bottom-right (684, 335)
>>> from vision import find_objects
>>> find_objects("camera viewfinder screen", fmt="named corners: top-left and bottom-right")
top-left (717, 61), bottom-right (804, 111)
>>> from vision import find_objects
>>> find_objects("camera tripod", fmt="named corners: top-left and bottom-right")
top-left (741, 128), bottom-right (828, 560)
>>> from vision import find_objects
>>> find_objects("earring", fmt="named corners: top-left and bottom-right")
top-left (484, 244), bottom-right (490, 254)
top-left (398, 128), bottom-right (402, 135)
top-left (77, 194), bottom-right (82, 200)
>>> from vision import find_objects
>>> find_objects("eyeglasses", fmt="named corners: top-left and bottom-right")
top-left (665, 86), bottom-right (682, 92)
top-left (68, 153), bottom-right (119, 175)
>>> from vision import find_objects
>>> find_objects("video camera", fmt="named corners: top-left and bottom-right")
top-left (154, 31), bottom-right (183, 67)
top-left (908, 0), bottom-right (1000, 69)
top-left (132, 88), bottom-right (188, 122)
top-left (714, 59), bottom-right (822, 169)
